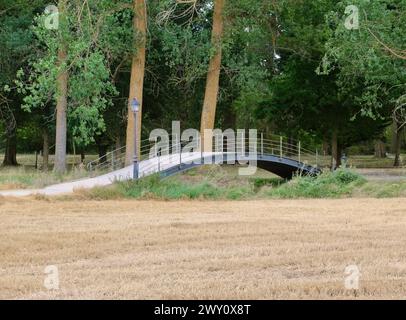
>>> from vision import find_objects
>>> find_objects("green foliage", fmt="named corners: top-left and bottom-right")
top-left (0, 166), bottom-right (89, 189)
top-left (250, 177), bottom-right (283, 190)
top-left (68, 167), bottom-right (406, 201)
top-left (15, 0), bottom-right (132, 146)
top-left (267, 169), bottom-right (366, 198)
top-left (249, 0), bottom-right (393, 150)
top-left (117, 175), bottom-right (223, 200)
top-left (321, 0), bottom-right (406, 119)
top-left (1, 0), bottom-right (405, 166)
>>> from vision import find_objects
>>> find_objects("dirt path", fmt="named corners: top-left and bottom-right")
top-left (1, 198), bottom-right (406, 299)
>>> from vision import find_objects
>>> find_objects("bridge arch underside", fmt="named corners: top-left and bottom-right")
top-left (158, 154), bottom-right (320, 180)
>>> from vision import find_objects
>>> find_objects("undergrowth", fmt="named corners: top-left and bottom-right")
top-left (79, 168), bottom-right (379, 200)
top-left (266, 169), bottom-right (366, 199)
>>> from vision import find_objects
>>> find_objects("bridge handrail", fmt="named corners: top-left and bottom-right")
top-left (86, 133), bottom-right (321, 176)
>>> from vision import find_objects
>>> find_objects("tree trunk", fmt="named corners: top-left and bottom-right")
top-left (125, 0), bottom-right (147, 165)
top-left (115, 135), bottom-right (121, 150)
top-left (394, 121), bottom-right (402, 167)
top-left (98, 144), bottom-right (108, 164)
top-left (113, 136), bottom-right (122, 169)
top-left (42, 129), bottom-right (49, 171)
top-left (3, 131), bottom-right (17, 166)
top-left (115, 135), bottom-right (122, 159)
top-left (53, 0), bottom-right (69, 174)
top-left (287, 136), bottom-right (295, 156)
top-left (337, 145), bottom-right (342, 168)
top-left (390, 119), bottom-right (398, 154)
top-left (374, 139), bottom-right (386, 158)
top-left (223, 104), bottom-right (236, 129)
top-left (322, 139), bottom-right (330, 156)
top-left (331, 129), bottom-right (341, 169)
top-left (200, 0), bottom-right (225, 151)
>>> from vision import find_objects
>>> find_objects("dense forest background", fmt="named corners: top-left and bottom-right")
top-left (0, 0), bottom-right (405, 173)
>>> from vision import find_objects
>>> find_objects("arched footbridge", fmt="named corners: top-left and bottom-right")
top-left (89, 133), bottom-right (321, 180)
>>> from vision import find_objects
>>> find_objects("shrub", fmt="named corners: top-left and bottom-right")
top-left (78, 168), bottom-right (391, 201)
top-left (267, 169), bottom-right (366, 199)
top-left (117, 175), bottom-right (223, 200)
top-left (250, 177), bottom-right (283, 190)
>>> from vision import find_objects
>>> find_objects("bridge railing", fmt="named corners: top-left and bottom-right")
top-left (137, 134), bottom-right (321, 178)
top-left (86, 138), bottom-right (155, 175)
top-left (86, 133), bottom-right (322, 177)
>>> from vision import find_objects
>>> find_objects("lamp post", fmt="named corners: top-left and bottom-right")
top-left (131, 98), bottom-right (140, 179)
top-left (341, 153), bottom-right (348, 169)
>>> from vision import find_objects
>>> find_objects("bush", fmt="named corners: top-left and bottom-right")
top-left (116, 175), bottom-right (223, 200)
top-left (79, 168), bottom-right (395, 201)
top-left (266, 169), bottom-right (366, 199)
top-left (250, 177), bottom-right (283, 190)
top-left (225, 186), bottom-right (255, 200)
top-left (333, 169), bottom-right (363, 184)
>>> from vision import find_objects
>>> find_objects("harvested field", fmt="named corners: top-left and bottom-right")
top-left (0, 198), bottom-right (406, 299)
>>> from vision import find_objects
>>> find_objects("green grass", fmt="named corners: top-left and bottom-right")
top-left (122, 176), bottom-right (222, 200)
top-left (84, 174), bottom-right (256, 200)
top-left (265, 169), bottom-right (366, 199)
top-left (355, 180), bottom-right (406, 198)
top-left (250, 177), bottom-right (284, 190)
top-left (0, 166), bottom-right (90, 189)
top-left (0, 153), bottom-right (99, 189)
top-left (76, 167), bottom-right (406, 201)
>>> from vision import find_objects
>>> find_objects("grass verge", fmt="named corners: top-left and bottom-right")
top-left (0, 166), bottom-right (89, 189)
top-left (77, 174), bottom-right (256, 201)
top-left (73, 167), bottom-right (405, 200)
top-left (266, 169), bottom-right (366, 199)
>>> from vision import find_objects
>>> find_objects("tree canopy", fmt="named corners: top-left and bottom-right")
top-left (0, 0), bottom-right (405, 169)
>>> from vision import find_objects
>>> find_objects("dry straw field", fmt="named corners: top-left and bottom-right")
top-left (1, 198), bottom-right (406, 299)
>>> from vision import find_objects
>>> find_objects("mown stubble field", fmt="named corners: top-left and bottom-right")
top-left (0, 198), bottom-right (406, 299)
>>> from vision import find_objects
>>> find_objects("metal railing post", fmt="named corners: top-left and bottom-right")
top-left (155, 137), bottom-right (160, 172)
top-left (220, 133), bottom-right (224, 164)
top-left (242, 130), bottom-right (245, 158)
top-left (235, 133), bottom-right (237, 163)
top-left (280, 136), bottom-right (283, 158)
top-left (298, 141), bottom-right (301, 163)
top-left (316, 149), bottom-right (319, 167)
top-left (261, 132), bottom-right (264, 157)
top-left (179, 140), bottom-right (182, 169)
